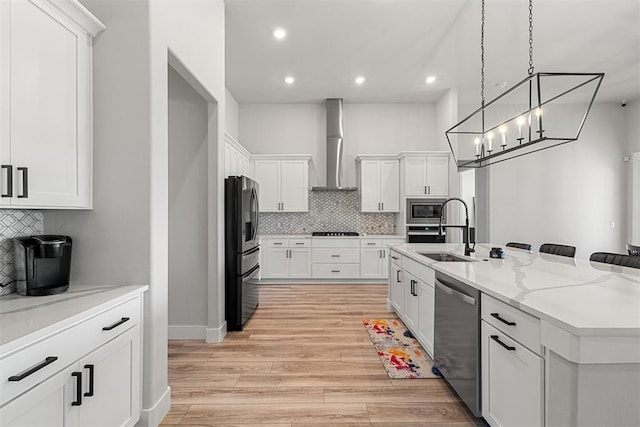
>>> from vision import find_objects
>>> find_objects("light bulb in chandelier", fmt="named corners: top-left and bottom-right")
top-left (499, 125), bottom-right (508, 149)
top-left (474, 137), bottom-right (481, 157)
top-left (487, 131), bottom-right (494, 152)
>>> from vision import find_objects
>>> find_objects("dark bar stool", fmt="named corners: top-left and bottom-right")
top-left (590, 252), bottom-right (640, 269)
top-left (506, 242), bottom-right (532, 251)
top-left (539, 243), bottom-right (576, 258)
top-left (627, 243), bottom-right (640, 256)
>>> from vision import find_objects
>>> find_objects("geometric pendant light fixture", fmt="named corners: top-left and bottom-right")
top-left (446, 0), bottom-right (604, 169)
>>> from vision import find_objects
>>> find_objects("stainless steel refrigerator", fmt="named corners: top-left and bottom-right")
top-left (225, 176), bottom-right (260, 331)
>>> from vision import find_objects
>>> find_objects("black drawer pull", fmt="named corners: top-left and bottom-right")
top-left (273, 242), bottom-right (283, 245)
top-left (1, 164), bottom-right (12, 197)
top-left (331, 254), bottom-right (340, 257)
top-left (491, 335), bottom-right (516, 351)
top-left (8, 356), bottom-right (58, 381)
top-left (84, 364), bottom-right (94, 397)
top-left (102, 317), bottom-right (130, 331)
top-left (491, 312), bottom-right (516, 326)
top-left (295, 242), bottom-right (304, 245)
top-left (72, 371), bottom-right (83, 406)
top-left (331, 270), bottom-right (340, 273)
top-left (391, 256), bottom-right (399, 260)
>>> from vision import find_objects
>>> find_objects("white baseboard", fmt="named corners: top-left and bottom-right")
top-left (168, 325), bottom-right (206, 340)
top-left (137, 386), bottom-right (171, 427)
top-left (205, 321), bottom-right (227, 343)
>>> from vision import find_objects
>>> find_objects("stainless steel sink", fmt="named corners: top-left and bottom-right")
top-left (418, 252), bottom-right (473, 262)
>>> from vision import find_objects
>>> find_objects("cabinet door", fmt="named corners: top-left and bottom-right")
top-left (379, 160), bottom-right (399, 212)
top-left (403, 157), bottom-right (428, 196)
top-left (425, 156), bottom-right (449, 196)
top-left (9, 0), bottom-right (91, 207)
top-left (403, 273), bottom-right (419, 331)
top-left (0, 1), bottom-right (9, 206)
top-left (359, 161), bottom-right (380, 212)
top-left (416, 280), bottom-right (434, 356)
top-left (78, 327), bottom-right (141, 427)
top-left (289, 248), bottom-right (311, 278)
top-left (481, 321), bottom-right (543, 427)
top-left (280, 161), bottom-right (308, 212)
top-left (360, 247), bottom-right (383, 278)
top-left (390, 265), bottom-right (404, 313)
top-left (254, 160), bottom-right (281, 212)
top-left (0, 363), bottom-right (78, 427)
top-left (265, 248), bottom-right (289, 278)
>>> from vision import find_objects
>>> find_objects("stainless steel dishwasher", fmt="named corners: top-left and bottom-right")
top-left (434, 271), bottom-right (481, 417)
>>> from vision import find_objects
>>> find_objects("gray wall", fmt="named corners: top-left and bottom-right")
top-left (239, 103), bottom-right (441, 187)
top-left (168, 66), bottom-right (208, 337)
top-left (488, 103), bottom-right (629, 257)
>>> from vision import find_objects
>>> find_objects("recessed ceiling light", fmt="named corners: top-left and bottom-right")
top-left (284, 76), bottom-right (295, 85)
top-left (273, 28), bottom-right (287, 40)
top-left (355, 76), bottom-right (365, 85)
top-left (425, 76), bottom-right (437, 84)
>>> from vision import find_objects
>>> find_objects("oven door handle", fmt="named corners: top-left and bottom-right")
top-left (436, 281), bottom-right (476, 306)
top-left (407, 231), bottom-right (444, 236)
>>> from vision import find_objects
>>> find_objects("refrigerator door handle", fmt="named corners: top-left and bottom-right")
top-left (241, 263), bottom-right (260, 279)
top-left (244, 245), bottom-right (260, 256)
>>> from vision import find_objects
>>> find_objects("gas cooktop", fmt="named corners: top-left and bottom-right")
top-left (312, 231), bottom-right (360, 237)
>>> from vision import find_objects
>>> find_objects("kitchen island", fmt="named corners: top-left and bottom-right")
top-left (389, 243), bottom-right (640, 427)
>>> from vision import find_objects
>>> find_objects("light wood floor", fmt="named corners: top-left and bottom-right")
top-left (162, 284), bottom-right (479, 426)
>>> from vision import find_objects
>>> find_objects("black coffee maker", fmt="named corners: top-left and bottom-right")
top-left (13, 235), bottom-right (72, 296)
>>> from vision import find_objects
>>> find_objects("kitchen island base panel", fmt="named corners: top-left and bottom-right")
top-left (546, 349), bottom-right (640, 427)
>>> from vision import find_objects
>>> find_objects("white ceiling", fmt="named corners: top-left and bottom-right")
top-left (225, 0), bottom-right (640, 104)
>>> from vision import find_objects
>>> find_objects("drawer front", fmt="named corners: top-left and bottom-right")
top-left (415, 263), bottom-right (435, 287)
top-left (312, 263), bottom-right (360, 278)
top-left (390, 250), bottom-right (402, 267)
top-left (312, 238), bottom-right (360, 248)
top-left (0, 295), bottom-right (141, 406)
top-left (312, 248), bottom-right (360, 264)
top-left (402, 256), bottom-right (419, 276)
top-left (482, 294), bottom-right (541, 353)
top-left (265, 239), bottom-right (290, 248)
top-left (289, 239), bottom-right (311, 248)
top-left (360, 239), bottom-right (382, 247)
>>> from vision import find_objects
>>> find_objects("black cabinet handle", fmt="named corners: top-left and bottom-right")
top-left (391, 256), bottom-right (399, 260)
top-left (1, 165), bottom-right (12, 197)
top-left (84, 364), bottom-right (94, 397)
top-left (396, 270), bottom-right (401, 283)
top-left (102, 317), bottom-right (130, 331)
top-left (295, 242), bottom-right (304, 245)
top-left (331, 270), bottom-right (340, 273)
top-left (331, 254), bottom-right (340, 257)
top-left (491, 335), bottom-right (516, 351)
top-left (17, 167), bottom-right (28, 198)
top-left (491, 312), bottom-right (516, 326)
top-left (8, 356), bottom-right (58, 381)
top-left (71, 371), bottom-right (83, 406)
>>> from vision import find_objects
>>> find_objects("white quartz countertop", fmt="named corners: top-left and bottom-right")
top-left (0, 284), bottom-right (148, 354)
top-left (392, 243), bottom-right (640, 336)
top-left (261, 234), bottom-right (404, 239)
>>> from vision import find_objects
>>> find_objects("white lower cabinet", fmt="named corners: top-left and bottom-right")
top-left (263, 239), bottom-right (312, 279)
top-left (481, 293), bottom-right (544, 427)
top-left (361, 239), bottom-right (404, 279)
top-left (0, 291), bottom-right (143, 427)
top-left (415, 279), bottom-right (434, 356)
top-left (388, 253), bottom-right (435, 357)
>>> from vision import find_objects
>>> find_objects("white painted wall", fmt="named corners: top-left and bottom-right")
top-left (225, 88), bottom-right (239, 140)
top-left (168, 65), bottom-right (208, 338)
top-left (488, 103), bottom-right (628, 258)
top-left (626, 100), bottom-right (640, 153)
top-left (44, 0), bottom-right (226, 425)
top-left (239, 103), bottom-right (439, 187)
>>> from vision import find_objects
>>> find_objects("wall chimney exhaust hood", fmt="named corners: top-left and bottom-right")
top-left (312, 98), bottom-right (357, 191)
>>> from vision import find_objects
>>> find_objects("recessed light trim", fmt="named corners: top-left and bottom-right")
top-left (355, 76), bottom-right (366, 85)
top-left (273, 27), bottom-right (287, 40)
top-left (284, 76), bottom-right (295, 85)
top-left (425, 75), bottom-right (437, 84)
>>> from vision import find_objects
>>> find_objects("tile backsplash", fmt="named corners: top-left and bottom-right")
top-left (0, 210), bottom-right (43, 295)
top-left (259, 191), bottom-right (397, 235)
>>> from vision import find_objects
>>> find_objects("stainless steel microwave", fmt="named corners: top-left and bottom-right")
top-left (406, 198), bottom-right (446, 224)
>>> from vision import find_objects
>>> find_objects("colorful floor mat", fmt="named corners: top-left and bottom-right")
top-left (363, 318), bottom-right (440, 379)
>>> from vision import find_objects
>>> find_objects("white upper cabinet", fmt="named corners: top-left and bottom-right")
top-left (400, 152), bottom-right (449, 197)
top-left (252, 155), bottom-right (310, 212)
top-left (0, 0), bottom-right (104, 209)
top-left (224, 132), bottom-right (252, 178)
top-left (356, 156), bottom-right (399, 212)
